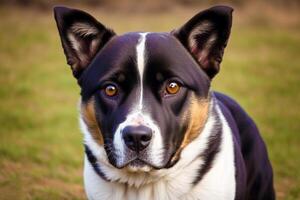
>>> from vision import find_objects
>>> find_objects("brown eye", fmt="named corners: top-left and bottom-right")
top-left (104, 84), bottom-right (117, 97)
top-left (166, 82), bottom-right (180, 94)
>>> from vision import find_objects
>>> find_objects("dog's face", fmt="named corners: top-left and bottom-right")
top-left (54, 6), bottom-right (232, 170)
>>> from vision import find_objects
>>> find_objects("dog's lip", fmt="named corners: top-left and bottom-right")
top-left (115, 157), bottom-right (164, 170)
top-left (115, 156), bottom-right (148, 167)
top-left (116, 157), bottom-right (147, 168)
top-left (128, 158), bottom-right (147, 166)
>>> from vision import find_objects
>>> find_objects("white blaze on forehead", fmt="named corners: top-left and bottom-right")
top-left (136, 33), bottom-right (148, 110)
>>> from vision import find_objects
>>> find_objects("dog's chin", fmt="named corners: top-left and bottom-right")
top-left (113, 158), bottom-right (166, 172)
top-left (126, 159), bottom-right (153, 172)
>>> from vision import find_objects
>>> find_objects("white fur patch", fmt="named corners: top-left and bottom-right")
top-left (136, 32), bottom-right (148, 110)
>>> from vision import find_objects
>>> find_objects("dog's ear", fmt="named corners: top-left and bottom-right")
top-left (172, 6), bottom-right (233, 78)
top-left (54, 6), bottom-right (115, 79)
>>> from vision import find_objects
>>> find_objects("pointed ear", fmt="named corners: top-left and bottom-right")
top-left (172, 6), bottom-right (233, 78)
top-left (54, 6), bottom-right (115, 79)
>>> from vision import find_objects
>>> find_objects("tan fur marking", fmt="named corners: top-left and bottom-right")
top-left (171, 95), bottom-right (209, 163)
top-left (81, 98), bottom-right (104, 145)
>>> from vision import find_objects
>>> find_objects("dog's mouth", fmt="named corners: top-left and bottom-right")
top-left (129, 158), bottom-right (146, 166)
top-left (114, 153), bottom-right (164, 172)
top-left (118, 157), bottom-right (153, 170)
top-left (105, 144), bottom-right (173, 171)
top-left (128, 158), bottom-right (172, 173)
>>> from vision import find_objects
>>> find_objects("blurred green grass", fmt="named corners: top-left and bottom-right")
top-left (0, 4), bottom-right (299, 200)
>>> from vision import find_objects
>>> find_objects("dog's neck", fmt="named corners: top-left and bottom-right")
top-left (82, 96), bottom-right (236, 200)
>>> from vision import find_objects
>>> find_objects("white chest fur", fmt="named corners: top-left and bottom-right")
top-left (82, 103), bottom-right (236, 200)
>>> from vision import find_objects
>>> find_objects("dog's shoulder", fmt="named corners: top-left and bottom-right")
top-left (213, 91), bottom-right (267, 156)
top-left (213, 91), bottom-right (257, 141)
top-left (213, 91), bottom-right (275, 200)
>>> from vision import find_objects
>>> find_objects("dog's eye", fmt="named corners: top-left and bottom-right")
top-left (104, 84), bottom-right (118, 97)
top-left (166, 82), bottom-right (180, 95)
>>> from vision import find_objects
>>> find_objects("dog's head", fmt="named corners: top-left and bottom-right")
top-left (54, 6), bottom-right (232, 171)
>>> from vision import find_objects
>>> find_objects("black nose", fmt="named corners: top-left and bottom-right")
top-left (122, 125), bottom-right (152, 152)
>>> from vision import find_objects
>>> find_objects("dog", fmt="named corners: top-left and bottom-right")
top-left (54, 5), bottom-right (275, 200)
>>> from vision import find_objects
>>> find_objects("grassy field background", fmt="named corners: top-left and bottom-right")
top-left (0, 2), bottom-right (299, 199)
